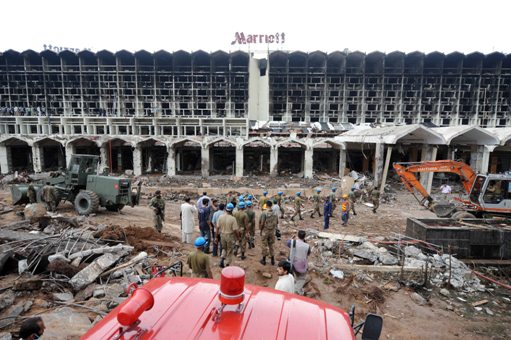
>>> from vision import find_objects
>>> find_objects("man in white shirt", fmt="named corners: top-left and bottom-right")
top-left (180, 197), bottom-right (198, 244)
top-left (196, 192), bottom-right (212, 209)
top-left (440, 183), bottom-right (452, 201)
top-left (274, 260), bottom-right (295, 294)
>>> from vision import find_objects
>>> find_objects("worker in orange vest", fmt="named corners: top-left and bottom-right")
top-left (340, 194), bottom-right (350, 226)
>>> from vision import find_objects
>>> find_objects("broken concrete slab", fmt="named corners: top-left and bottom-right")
top-left (69, 252), bottom-right (124, 291)
top-left (0, 301), bottom-right (32, 328)
top-left (52, 292), bottom-right (74, 302)
top-left (318, 232), bottom-right (366, 243)
top-left (0, 290), bottom-right (15, 311)
top-left (410, 292), bottom-right (427, 306)
top-left (40, 307), bottom-right (91, 340)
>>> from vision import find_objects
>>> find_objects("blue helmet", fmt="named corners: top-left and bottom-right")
top-left (278, 191), bottom-right (283, 196)
top-left (296, 192), bottom-right (301, 196)
top-left (238, 195), bottom-right (245, 201)
top-left (246, 201), bottom-right (253, 207)
top-left (194, 237), bottom-right (206, 247)
top-left (248, 194), bottom-right (254, 200)
top-left (226, 203), bottom-right (234, 211)
top-left (238, 201), bottom-right (246, 209)
top-left (263, 191), bottom-right (268, 196)
top-left (316, 188), bottom-right (321, 192)
top-left (332, 187), bottom-right (337, 192)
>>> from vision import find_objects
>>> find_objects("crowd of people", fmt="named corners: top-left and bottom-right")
top-left (149, 186), bottom-right (382, 296)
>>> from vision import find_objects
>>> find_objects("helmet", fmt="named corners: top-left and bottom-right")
top-left (263, 191), bottom-right (268, 195)
top-left (248, 194), bottom-right (254, 200)
top-left (342, 194), bottom-right (348, 198)
top-left (226, 203), bottom-right (234, 211)
top-left (238, 195), bottom-right (245, 201)
top-left (296, 192), bottom-right (301, 196)
top-left (246, 201), bottom-right (253, 207)
top-left (332, 187), bottom-right (337, 192)
top-left (316, 188), bottom-right (321, 192)
top-left (238, 201), bottom-right (246, 209)
top-left (194, 237), bottom-right (206, 247)
top-left (278, 191), bottom-right (283, 196)
top-left (155, 190), bottom-right (161, 195)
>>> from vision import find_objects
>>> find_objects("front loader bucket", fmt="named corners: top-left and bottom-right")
top-left (10, 184), bottom-right (43, 205)
top-left (432, 202), bottom-right (457, 218)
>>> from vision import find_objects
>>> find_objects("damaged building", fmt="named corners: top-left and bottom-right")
top-left (1, 49), bottom-right (511, 188)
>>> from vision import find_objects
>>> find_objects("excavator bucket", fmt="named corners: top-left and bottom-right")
top-left (432, 202), bottom-right (457, 218)
top-left (10, 184), bottom-right (43, 205)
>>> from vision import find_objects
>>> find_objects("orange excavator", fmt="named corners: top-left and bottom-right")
top-left (393, 160), bottom-right (511, 218)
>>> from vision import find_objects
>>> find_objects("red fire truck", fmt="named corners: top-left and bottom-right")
top-left (82, 266), bottom-right (382, 339)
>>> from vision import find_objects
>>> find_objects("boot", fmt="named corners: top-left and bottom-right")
top-left (233, 245), bottom-right (238, 256)
top-left (241, 252), bottom-right (246, 260)
top-left (271, 256), bottom-right (275, 266)
top-left (219, 258), bottom-right (225, 268)
top-left (259, 257), bottom-right (266, 265)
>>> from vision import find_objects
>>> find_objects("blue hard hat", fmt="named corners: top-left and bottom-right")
top-left (246, 201), bottom-right (253, 207)
top-left (263, 191), bottom-right (268, 195)
top-left (296, 192), bottom-right (301, 196)
top-left (278, 191), bottom-right (283, 195)
top-left (316, 188), bottom-right (321, 192)
top-left (248, 194), bottom-right (254, 200)
top-left (239, 195), bottom-right (245, 201)
top-left (238, 201), bottom-right (246, 209)
top-left (332, 187), bottom-right (337, 192)
top-left (226, 203), bottom-right (234, 211)
top-left (194, 237), bottom-right (206, 247)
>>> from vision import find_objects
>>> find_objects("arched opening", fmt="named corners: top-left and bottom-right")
top-left (174, 140), bottom-right (201, 175)
top-left (1, 138), bottom-right (33, 172)
top-left (106, 139), bottom-right (133, 173)
top-left (36, 138), bottom-right (66, 171)
top-left (313, 142), bottom-right (340, 175)
top-left (209, 140), bottom-right (235, 175)
top-left (70, 138), bottom-right (100, 155)
top-left (243, 141), bottom-right (270, 175)
top-left (278, 141), bottom-right (305, 175)
top-left (139, 139), bottom-right (167, 174)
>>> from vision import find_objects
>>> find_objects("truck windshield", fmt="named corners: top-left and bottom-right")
top-left (470, 175), bottom-right (486, 204)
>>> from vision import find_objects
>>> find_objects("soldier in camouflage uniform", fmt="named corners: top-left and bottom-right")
top-left (371, 186), bottom-right (380, 214)
top-left (27, 184), bottom-right (36, 204)
top-left (310, 188), bottom-right (322, 218)
top-left (275, 191), bottom-right (285, 218)
top-left (259, 200), bottom-right (278, 266)
top-left (42, 182), bottom-right (58, 212)
top-left (245, 201), bottom-right (256, 249)
top-left (149, 190), bottom-right (166, 232)
top-left (348, 187), bottom-right (357, 215)
top-left (233, 201), bottom-right (249, 260)
top-left (291, 192), bottom-right (304, 221)
top-left (217, 203), bottom-right (239, 268)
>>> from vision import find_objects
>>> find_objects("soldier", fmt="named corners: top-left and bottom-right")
top-left (275, 191), bottom-right (285, 218)
top-left (371, 186), bottom-right (380, 214)
top-left (245, 200), bottom-right (256, 249)
top-left (348, 187), bottom-right (357, 216)
top-left (259, 191), bottom-right (268, 210)
top-left (217, 203), bottom-right (239, 268)
top-left (41, 182), bottom-right (58, 212)
top-left (149, 190), bottom-right (166, 232)
top-left (259, 200), bottom-right (278, 266)
top-left (233, 201), bottom-right (249, 260)
top-left (187, 237), bottom-right (213, 279)
top-left (329, 187), bottom-right (338, 213)
top-left (291, 192), bottom-right (304, 221)
top-left (27, 184), bottom-right (36, 204)
top-left (310, 188), bottom-right (322, 218)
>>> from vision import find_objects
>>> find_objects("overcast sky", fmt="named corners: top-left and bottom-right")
top-left (2, 0), bottom-right (510, 54)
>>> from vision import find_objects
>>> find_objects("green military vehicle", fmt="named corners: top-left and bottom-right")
top-left (11, 154), bottom-right (141, 215)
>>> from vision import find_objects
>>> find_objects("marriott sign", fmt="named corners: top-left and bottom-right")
top-left (231, 32), bottom-right (286, 45)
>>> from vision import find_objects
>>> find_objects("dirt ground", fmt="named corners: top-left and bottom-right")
top-left (0, 179), bottom-right (510, 339)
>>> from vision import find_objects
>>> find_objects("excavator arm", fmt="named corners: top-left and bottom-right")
top-left (393, 160), bottom-right (477, 209)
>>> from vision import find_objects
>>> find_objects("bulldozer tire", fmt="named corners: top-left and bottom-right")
top-left (451, 211), bottom-right (476, 220)
top-left (74, 190), bottom-right (100, 215)
top-left (105, 204), bottom-right (125, 212)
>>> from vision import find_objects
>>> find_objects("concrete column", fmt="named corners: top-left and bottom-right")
top-left (304, 147), bottom-right (313, 179)
top-left (471, 145), bottom-right (495, 174)
top-left (0, 145), bottom-right (9, 174)
top-left (379, 146), bottom-right (393, 194)
top-left (235, 145), bottom-right (244, 177)
top-left (420, 146), bottom-right (437, 194)
top-left (167, 146), bottom-right (176, 176)
top-left (201, 145), bottom-right (210, 177)
top-left (373, 143), bottom-right (385, 187)
top-left (339, 148), bottom-right (346, 178)
top-left (99, 145), bottom-right (109, 171)
top-left (65, 143), bottom-right (75, 168)
top-left (32, 144), bottom-right (43, 173)
top-left (270, 146), bottom-right (278, 177)
top-left (133, 146), bottom-right (142, 176)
